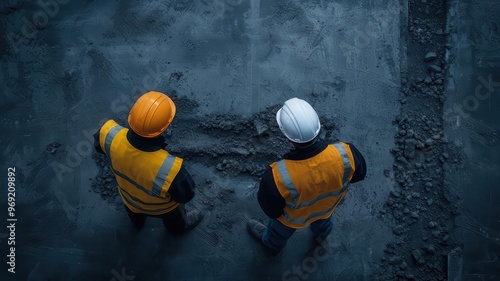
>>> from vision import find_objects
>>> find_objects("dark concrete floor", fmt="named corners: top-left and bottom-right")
top-left (445, 0), bottom-right (500, 280)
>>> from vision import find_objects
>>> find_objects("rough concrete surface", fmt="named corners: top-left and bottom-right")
top-left (0, 0), bottom-right (498, 280)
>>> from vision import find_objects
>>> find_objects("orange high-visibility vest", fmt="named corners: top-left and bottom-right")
top-left (270, 142), bottom-right (355, 229)
top-left (99, 119), bottom-right (182, 215)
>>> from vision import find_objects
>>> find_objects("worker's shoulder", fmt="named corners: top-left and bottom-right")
top-left (100, 119), bottom-right (126, 131)
top-left (330, 141), bottom-right (360, 151)
top-left (164, 150), bottom-right (184, 161)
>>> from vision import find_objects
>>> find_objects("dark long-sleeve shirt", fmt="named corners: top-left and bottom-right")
top-left (94, 128), bottom-right (195, 203)
top-left (257, 141), bottom-right (367, 219)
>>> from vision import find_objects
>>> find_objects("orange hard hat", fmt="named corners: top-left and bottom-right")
top-left (128, 91), bottom-right (176, 138)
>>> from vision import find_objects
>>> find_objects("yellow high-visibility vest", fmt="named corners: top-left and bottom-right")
top-left (270, 142), bottom-right (355, 229)
top-left (99, 119), bottom-right (182, 215)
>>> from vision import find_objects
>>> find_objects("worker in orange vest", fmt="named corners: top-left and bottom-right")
top-left (247, 98), bottom-right (367, 254)
top-left (94, 91), bottom-right (203, 234)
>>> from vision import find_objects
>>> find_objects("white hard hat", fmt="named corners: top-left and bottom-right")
top-left (276, 97), bottom-right (321, 143)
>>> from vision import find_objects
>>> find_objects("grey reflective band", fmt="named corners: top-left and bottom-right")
top-left (104, 125), bottom-right (124, 156)
top-left (119, 186), bottom-right (172, 206)
top-left (119, 188), bottom-right (174, 213)
top-left (113, 168), bottom-right (155, 197)
top-left (333, 143), bottom-right (352, 187)
top-left (283, 202), bottom-right (338, 225)
top-left (294, 186), bottom-right (348, 209)
top-left (152, 154), bottom-right (177, 197)
top-left (276, 160), bottom-right (300, 208)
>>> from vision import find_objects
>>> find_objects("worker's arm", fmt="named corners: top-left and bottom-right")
top-left (94, 129), bottom-right (105, 154)
top-left (346, 143), bottom-right (367, 183)
top-left (257, 168), bottom-right (286, 219)
top-left (168, 166), bottom-right (195, 203)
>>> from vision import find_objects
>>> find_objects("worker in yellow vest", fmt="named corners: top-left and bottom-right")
top-left (247, 98), bottom-right (366, 254)
top-left (94, 91), bottom-right (203, 234)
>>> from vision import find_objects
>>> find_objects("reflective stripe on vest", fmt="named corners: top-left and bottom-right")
top-left (333, 143), bottom-right (352, 188)
top-left (152, 154), bottom-right (177, 197)
top-left (103, 125), bottom-right (179, 198)
top-left (276, 160), bottom-right (300, 209)
top-left (276, 143), bottom-right (353, 226)
top-left (118, 187), bottom-right (174, 213)
top-left (282, 202), bottom-right (338, 226)
top-left (104, 125), bottom-right (123, 156)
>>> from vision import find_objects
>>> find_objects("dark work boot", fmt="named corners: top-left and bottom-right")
top-left (247, 219), bottom-right (266, 241)
top-left (162, 205), bottom-right (203, 234)
top-left (182, 209), bottom-right (203, 232)
top-left (246, 219), bottom-right (280, 256)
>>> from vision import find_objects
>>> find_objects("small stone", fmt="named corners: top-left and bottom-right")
top-left (426, 244), bottom-right (435, 254)
top-left (428, 221), bottom-right (437, 228)
top-left (216, 163), bottom-right (224, 171)
top-left (390, 190), bottom-right (401, 198)
top-left (254, 120), bottom-right (269, 136)
top-left (399, 129), bottom-right (407, 136)
top-left (384, 169), bottom-right (391, 177)
top-left (406, 129), bottom-right (415, 138)
top-left (389, 256), bottom-right (402, 265)
top-left (441, 235), bottom-right (450, 245)
top-left (424, 51), bottom-right (437, 62)
top-left (230, 147), bottom-right (250, 156)
top-left (416, 141), bottom-right (425, 149)
top-left (411, 212), bottom-right (419, 219)
top-left (424, 77), bottom-right (433, 84)
top-left (412, 249), bottom-right (424, 265)
top-left (393, 225), bottom-right (404, 235)
top-left (406, 273), bottom-right (416, 280)
top-left (429, 65), bottom-right (442, 72)
top-left (404, 139), bottom-right (416, 159)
